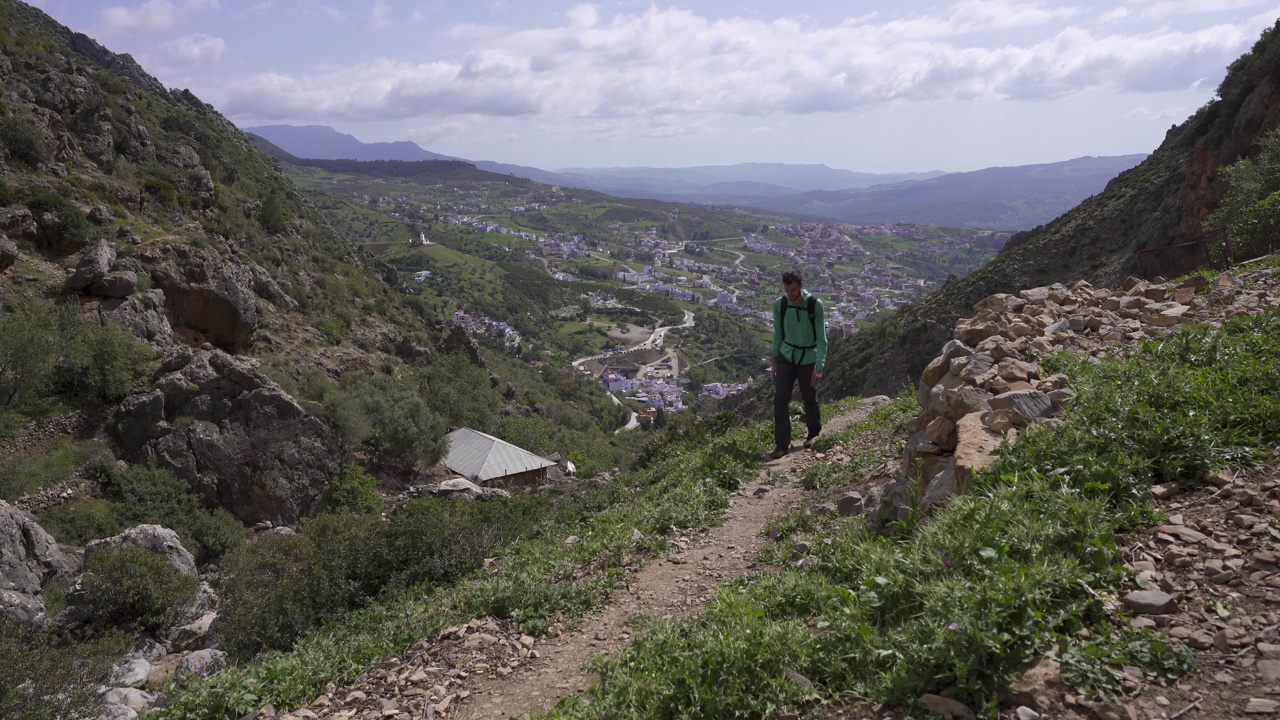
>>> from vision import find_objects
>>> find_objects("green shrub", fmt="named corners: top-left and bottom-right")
top-left (326, 465), bottom-right (383, 514)
top-left (75, 545), bottom-right (199, 636)
top-left (0, 300), bottom-right (63, 407)
top-left (22, 189), bottom-right (89, 250)
top-left (382, 495), bottom-right (549, 589)
top-left (217, 495), bottom-right (552, 661)
top-left (97, 464), bottom-right (244, 564)
top-left (217, 514), bottom-right (384, 660)
top-left (143, 177), bottom-right (178, 205)
top-left (1227, 190), bottom-right (1280, 262)
top-left (35, 499), bottom-right (121, 546)
top-left (63, 322), bottom-right (154, 403)
top-left (0, 117), bottom-right (48, 167)
top-left (0, 618), bottom-right (128, 720)
top-left (314, 317), bottom-right (347, 345)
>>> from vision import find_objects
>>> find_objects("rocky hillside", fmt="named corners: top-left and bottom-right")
top-left (822, 19), bottom-right (1280, 400)
top-left (0, 1), bottom-right (633, 703)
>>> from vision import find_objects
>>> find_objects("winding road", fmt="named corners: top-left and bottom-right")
top-left (572, 310), bottom-right (696, 432)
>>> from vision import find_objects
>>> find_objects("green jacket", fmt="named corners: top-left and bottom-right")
top-left (772, 290), bottom-right (827, 369)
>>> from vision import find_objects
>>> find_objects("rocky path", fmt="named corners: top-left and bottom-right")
top-left (292, 402), bottom-right (881, 720)
top-left (453, 404), bottom-right (879, 719)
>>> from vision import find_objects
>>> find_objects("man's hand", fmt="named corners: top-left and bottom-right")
top-left (770, 358), bottom-right (779, 378)
top-left (813, 369), bottom-right (824, 385)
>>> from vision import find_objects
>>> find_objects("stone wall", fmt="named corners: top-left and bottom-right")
top-left (867, 269), bottom-right (1280, 530)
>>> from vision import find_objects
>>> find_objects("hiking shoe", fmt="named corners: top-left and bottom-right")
top-left (766, 447), bottom-right (788, 460)
top-left (803, 431), bottom-right (821, 449)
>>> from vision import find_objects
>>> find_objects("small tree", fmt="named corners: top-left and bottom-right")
top-left (257, 192), bottom-right (289, 234)
top-left (327, 465), bottom-right (383, 515)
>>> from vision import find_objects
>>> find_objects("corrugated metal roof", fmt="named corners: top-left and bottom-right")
top-left (441, 428), bottom-right (556, 483)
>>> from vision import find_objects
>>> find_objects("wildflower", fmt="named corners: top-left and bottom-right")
top-left (948, 622), bottom-right (960, 632)
top-left (935, 550), bottom-right (951, 568)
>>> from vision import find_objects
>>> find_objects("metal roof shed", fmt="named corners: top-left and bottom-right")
top-left (441, 428), bottom-right (556, 486)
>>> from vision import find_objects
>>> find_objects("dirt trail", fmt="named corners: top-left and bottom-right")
top-left (448, 404), bottom-right (878, 719)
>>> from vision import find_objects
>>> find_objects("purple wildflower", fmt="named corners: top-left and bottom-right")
top-left (948, 622), bottom-right (960, 631)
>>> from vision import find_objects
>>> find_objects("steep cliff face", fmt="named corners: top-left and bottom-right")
top-left (823, 20), bottom-right (1280, 400)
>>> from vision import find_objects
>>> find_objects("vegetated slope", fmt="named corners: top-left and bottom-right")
top-left (0, 0), bottom-right (632, 560)
top-left (748, 155), bottom-right (1148, 231)
top-left (822, 19), bottom-right (1280, 401)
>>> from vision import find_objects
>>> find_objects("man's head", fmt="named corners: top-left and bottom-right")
top-left (782, 270), bottom-right (803, 303)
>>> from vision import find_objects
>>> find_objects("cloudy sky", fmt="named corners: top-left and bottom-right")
top-left (28, 0), bottom-right (1280, 173)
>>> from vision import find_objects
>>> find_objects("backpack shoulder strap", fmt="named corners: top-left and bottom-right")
top-left (806, 295), bottom-right (817, 333)
top-left (778, 295), bottom-right (789, 345)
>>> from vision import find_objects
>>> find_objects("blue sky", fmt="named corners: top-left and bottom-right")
top-left (28, 0), bottom-right (1280, 172)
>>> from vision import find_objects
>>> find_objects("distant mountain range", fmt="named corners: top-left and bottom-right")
top-left (748, 155), bottom-right (1150, 230)
top-left (243, 124), bottom-right (1147, 230)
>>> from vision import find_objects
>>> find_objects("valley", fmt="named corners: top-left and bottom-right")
top-left (5, 4), bottom-right (1280, 720)
top-left (273, 154), bottom-right (1007, 413)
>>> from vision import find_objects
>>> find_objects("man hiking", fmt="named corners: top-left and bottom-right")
top-left (769, 270), bottom-right (827, 459)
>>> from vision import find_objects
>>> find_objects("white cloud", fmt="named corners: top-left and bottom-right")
top-left (408, 121), bottom-right (469, 142)
top-left (241, 1), bottom-right (274, 17)
top-left (1126, 105), bottom-right (1189, 120)
top-left (1135, 0), bottom-right (1268, 20)
top-left (302, 3), bottom-right (346, 22)
top-left (372, 1), bottom-right (392, 28)
top-left (217, 3), bottom-right (1268, 137)
top-left (97, 0), bottom-right (219, 35)
top-left (162, 33), bottom-right (226, 66)
top-left (1098, 7), bottom-right (1130, 22)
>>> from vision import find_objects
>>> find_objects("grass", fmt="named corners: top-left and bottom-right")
top-left (0, 439), bottom-right (108, 501)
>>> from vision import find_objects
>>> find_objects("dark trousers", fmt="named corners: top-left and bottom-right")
top-left (774, 359), bottom-right (820, 450)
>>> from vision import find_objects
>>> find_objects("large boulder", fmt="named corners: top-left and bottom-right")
top-left (65, 239), bottom-right (116, 292)
top-left (93, 270), bottom-right (138, 299)
top-left (150, 246), bottom-right (258, 352)
top-left (114, 348), bottom-right (340, 524)
top-left (84, 525), bottom-right (197, 577)
top-left (0, 234), bottom-right (17, 272)
top-left (0, 501), bottom-right (78, 626)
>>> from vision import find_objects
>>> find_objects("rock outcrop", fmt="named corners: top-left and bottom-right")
top-left (114, 347), bottom-right (340, 524)
top-left (0, 500), bottom-right (79, 626)
top-left (97, 290), bottom-right (175, 346)
top-left (149, 246), bottom-right (259, 352)
top-left (84, 525), bottom-right (197, 577)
